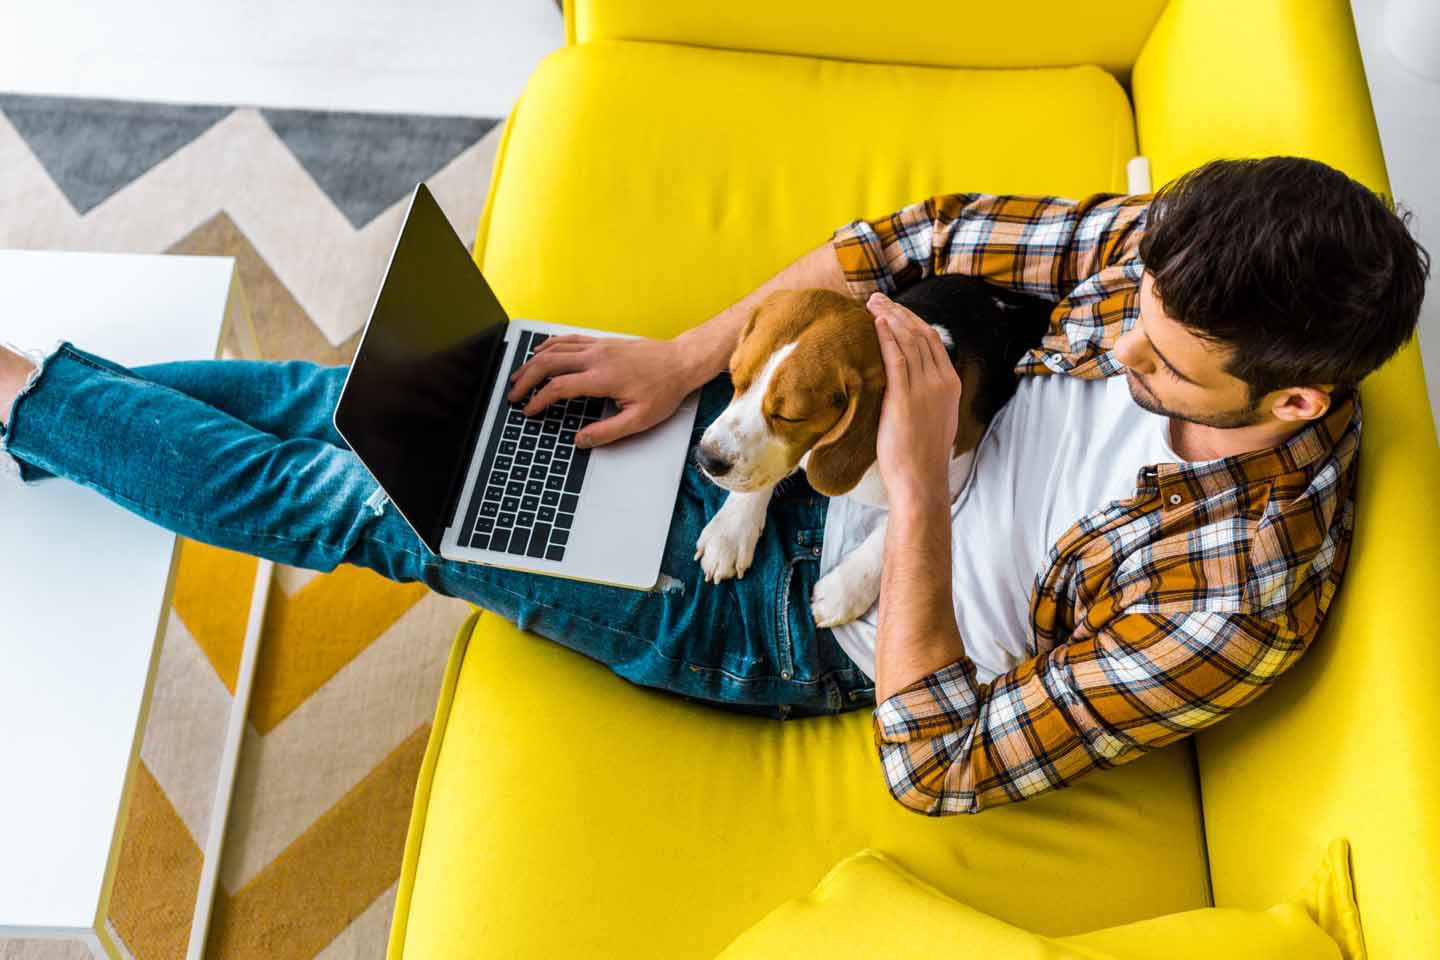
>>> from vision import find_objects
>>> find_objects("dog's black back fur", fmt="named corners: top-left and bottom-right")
top-left (891, 274), bottom-right (1054, 425)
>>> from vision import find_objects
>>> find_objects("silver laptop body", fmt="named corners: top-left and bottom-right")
top-left (333, 182), bottom-right (700, 590)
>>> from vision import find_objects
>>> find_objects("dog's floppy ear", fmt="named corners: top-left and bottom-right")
top-left (805, 366), bottom-right (882, 496)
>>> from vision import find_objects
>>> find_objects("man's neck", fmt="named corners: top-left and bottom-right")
top-left (1168, 415), bottom-right (1311, 463)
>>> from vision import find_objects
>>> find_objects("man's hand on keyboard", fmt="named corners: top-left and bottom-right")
top-left (506, 336), bottom-right (692, 449)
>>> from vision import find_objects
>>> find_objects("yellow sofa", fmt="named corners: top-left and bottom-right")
top-left (387, 1), bottom-right (1440, 956)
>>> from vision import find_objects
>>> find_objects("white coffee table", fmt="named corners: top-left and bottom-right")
top-left (0, 250), bottom-right (270, 959)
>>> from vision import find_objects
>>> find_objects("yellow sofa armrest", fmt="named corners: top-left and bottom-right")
top-left (566, 0), bottom-right (1167, 82)
top-left (1132, 0), bottom-right (1387, 190)
top-left (1134, 2), bottom-right (1440, 956)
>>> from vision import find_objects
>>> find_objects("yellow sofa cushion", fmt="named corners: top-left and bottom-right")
top-left (714, 840), bottom-right (1364, 960)
top-left (388, 614), bottom-right (1211, 959)
top-left (472, 38), bottom-right (1139, 343)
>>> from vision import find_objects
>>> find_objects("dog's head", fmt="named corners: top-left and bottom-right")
top-left (694, 288), bottom-right (900, 496)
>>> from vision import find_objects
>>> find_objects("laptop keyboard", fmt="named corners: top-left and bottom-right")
top-left (457, 330), bottom-right (605, 560)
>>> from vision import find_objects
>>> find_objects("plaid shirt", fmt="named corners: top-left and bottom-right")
top-left (829, 192), bottom-right (1361, 815)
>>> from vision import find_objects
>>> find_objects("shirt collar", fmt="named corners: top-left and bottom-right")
top-left (1137, 386), bottom-right (1362, 498)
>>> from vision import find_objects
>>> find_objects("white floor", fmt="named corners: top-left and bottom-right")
top-left (0, 0), bottom-right (1435, 437)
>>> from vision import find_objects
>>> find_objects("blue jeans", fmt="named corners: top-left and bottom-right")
top-left (0, 341), bottom-right (876, 719)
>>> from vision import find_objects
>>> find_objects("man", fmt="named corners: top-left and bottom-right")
top-left (0, 156), bottom-right (1428, 816)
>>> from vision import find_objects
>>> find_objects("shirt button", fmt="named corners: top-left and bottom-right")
top-left (810, 545), bottom-right (821, 557)
top-left (1167, 493), bottom-right (1182, 505)
top-left (781, 670), bottom-right (791, 679)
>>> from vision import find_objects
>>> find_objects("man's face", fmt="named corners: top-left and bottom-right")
top-left (1113, 271), bottom-right (1268, 429)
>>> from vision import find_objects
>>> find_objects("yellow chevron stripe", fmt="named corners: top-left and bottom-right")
top-left (108, 760), bottom-right (203, 959)
top-left (249, 566), bottom-right (430, 735)
top-left (204, 725), bottom-right (430, 958)
top-left (172, 538), bottom-right (259, 694)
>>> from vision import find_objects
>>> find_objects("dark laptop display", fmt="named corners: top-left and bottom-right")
top-left (333, 184), bottom-right (509, 554)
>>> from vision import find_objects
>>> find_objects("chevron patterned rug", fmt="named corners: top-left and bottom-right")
top-left (0, 93), bottom-right (504, 959)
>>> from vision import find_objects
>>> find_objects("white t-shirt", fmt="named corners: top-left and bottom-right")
top-left (818, 371), bottom-right (1190, 685)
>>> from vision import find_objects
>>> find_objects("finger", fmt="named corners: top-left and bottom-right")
top-left (531, 334), bottom-right (593, 355)
top-left (869, 294), bottom-right (931, 372)
top-left (507, 350), bottom-right (588, 404)
top-left (873, 314), bottom-right (910, 391)
top-left (525, 371), bottom-right (599, 416)
top-left (574, 403), bottom-right (648, 449)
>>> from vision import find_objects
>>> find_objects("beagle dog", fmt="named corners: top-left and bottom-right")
top-left (692, 273), bottom-right (1052, 627)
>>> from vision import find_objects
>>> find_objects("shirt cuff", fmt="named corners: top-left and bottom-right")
top-left (830, 218), bottom-right (898, 300)
top-left (872, 656), bottom-right (978, 745)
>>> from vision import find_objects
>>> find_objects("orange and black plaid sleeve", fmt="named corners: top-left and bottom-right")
top-left (871, 608), bottom-right (1317, 815)
top-left (830, 192), bottom-right (1151, 302)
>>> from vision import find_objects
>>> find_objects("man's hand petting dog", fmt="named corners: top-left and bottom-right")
top-left (868, 291), bottom-right (962, 509)
top-left (506, 334), bottom-right (692, 449)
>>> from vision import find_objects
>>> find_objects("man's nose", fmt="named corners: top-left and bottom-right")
top-left (694, 442), bottom-right (731, 476)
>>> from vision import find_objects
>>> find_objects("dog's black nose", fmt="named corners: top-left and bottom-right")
top-left (694, 444), bottom-right (731, 476)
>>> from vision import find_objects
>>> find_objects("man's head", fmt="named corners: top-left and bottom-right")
top-left (1112, 156), bottom-right (1430, 429)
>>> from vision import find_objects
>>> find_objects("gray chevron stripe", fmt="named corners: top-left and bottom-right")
top-left (259, 106), bottom-right (500, 229)
top-left (0, 93), bottom-right (232, 215)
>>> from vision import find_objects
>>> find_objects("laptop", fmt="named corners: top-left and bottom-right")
top-left (333, 182), bottom-right (701, 590)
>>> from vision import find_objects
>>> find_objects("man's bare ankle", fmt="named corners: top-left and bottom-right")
top-left (0, 348), bottom-right (37, 426)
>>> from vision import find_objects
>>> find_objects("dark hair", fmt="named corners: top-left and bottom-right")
top-left (1137, 156), bottom-right (1430, 406)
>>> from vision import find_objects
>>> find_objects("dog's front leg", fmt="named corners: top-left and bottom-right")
top-left (811, 518), bottom-right (888, 627)
top-left (694, 486), bottom-right (775, 583)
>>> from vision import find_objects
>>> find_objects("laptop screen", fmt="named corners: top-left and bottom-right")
top-left (334, 182), bottom-right (509, 553)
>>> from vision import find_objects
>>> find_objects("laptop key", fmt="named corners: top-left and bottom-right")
top-left (562, 415), bottom-right (582, 431)
top-left (516, 450), bottom-right (533, 466)
top-left (525, 480), bottom-right (543, 496)
top-left (506, 481), bottom-right (523, 497)
top-left (551, 529), bottom-right (569, 545)
top-left (502, 425), bottom-right (520, 440)
top-left (555, 512), bottom-right (574, 530)
top-left (517, 511), bottom-right (535, 527)
top-left (584, 397), bottom-right (605, 419)
top-left (534, 450), bottom-right (552, 466)
top-left (502, 496), bottom-right (520, 512)
top-left (485, 484), bottom-right (504, 501)
top-left (494, 456), bottom-right (512, 472)
top-left (538, 435), bottom-right (556, 450)
top-left (563, 448), bottom-right (590, 494)
top-left (559, 430), bottom-right (576, 446)
top-left (545, 475), bottom-right (564, 491)
top-left (519, 436), bottom-right (537, 451)
top-left (538, 506), bottom-right (555, 523)
top-left (489, 528), bottom-right (510, 552)
top-left (469, 533), bottom-right (489, 550)
top-left (526, 524), bottom-right (551, 558)
top-left (508, 527), bottom-right (530, 555)
top-left (498, 511), bottom-right (515, 527)
top-left (523, 420), bottom-right (541, 435)
top-left (511, 466), bottom-right (528, 482)
top-left (542, 490), bottom-right (560, 506)
top-left (542, 419), bottom-right (560, 435)
top-left (476, 517), bottom-right (494, 533)
top-left (560, 493), bottom-right (579, 513)
top-left (522, 495), bottom-right (539, 511)
top-left (546, 545), bottom-right (565, 561)
top-left (479, 502), bottom-right (498, 518)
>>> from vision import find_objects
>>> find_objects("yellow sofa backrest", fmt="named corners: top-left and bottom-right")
top-left (566, 0), bottom-right (1169, 85)
top-left (1133, 4), bottom-right (1440, 959)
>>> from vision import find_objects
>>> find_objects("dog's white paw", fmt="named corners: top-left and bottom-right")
top-left (810, 558), bottom-right (883, 628)
top-left (694, 496), bottom-right (767, 583)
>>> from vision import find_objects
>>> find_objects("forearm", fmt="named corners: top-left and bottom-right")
top-left (671, 238), bottom-right (849, 391)
top-left (874, 490), bottom-right (967, 704)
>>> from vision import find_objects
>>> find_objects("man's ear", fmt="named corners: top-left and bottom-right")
top-left (805, 366), bottom-right (882, 496)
